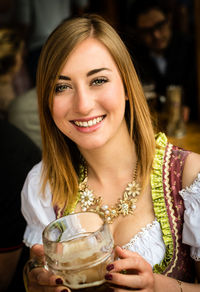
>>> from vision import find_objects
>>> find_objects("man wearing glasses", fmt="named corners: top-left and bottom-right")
top-left (126, 0), bottom-right (197, 123)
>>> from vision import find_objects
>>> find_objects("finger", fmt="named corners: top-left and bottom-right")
top-left (28, 282), bottom-right (70, 292)
top-left (105, 271), bottom-right (145, 289)
top-left (111, 286), bottom-right (136, 292)
top-left (105, 247), bottom-right (154, 290)
top-left (111, 246), bottom-right (152, 273)
top-left (30, 268), bottom-right (70, 289)
top-left (115, 246), bottom-right (143, 260)
top-left (110, 257), bottom-right (151, 274)
top-left (55, 286), bottom-right (71, 292)
top-left (31, 244), bottom-right (45, 262)
top-left (29, 267), bottom-right (61, 286)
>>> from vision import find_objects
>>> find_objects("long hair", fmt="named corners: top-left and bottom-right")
top-left (37, 14), bottom-right (155, 212)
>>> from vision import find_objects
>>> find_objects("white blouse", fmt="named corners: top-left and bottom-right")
top-left (21, 162), bottom-right (200, 267)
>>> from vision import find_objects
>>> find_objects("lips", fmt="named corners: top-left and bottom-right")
top-left (71, 115), bottom-right (105, 128)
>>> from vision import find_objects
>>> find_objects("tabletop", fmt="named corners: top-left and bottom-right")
top-left (167, 122), bottom-right (200, 154)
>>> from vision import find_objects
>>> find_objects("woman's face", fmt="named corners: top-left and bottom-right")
top-left (52, 38), bottom-right (127, 151)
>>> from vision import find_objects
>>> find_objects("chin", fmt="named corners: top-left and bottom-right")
top-left (80, 143), bottom-right (105, 151)
top-left (77, 138), bottom-right (108, 151)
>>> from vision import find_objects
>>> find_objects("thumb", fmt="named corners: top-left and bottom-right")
top-left (115, 245), bottom-right (137, 259)
top-left (30, 244), bottom-right (45, 263)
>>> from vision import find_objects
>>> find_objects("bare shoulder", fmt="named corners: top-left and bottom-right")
top-left (182, 152), bottom-right (200, 189)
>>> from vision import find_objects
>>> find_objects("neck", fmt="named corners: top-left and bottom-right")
top-left (79, 124), bottom-right (137, 184)
top-left (151, 48), bottom-right (165, 56)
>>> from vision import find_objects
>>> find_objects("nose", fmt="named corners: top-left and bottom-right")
top-left (152, 28), bottom-right (162, 39)
top-left (73, 86), bottom-right (94, 115)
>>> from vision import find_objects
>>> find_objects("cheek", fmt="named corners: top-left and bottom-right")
top-left (165, 29), bottom-right (171, 41)
top-left (52, 101), bottom-right (71, 135)
top-left (52, 97), bottom-right (68, 120)
top-left (142, 35), bottom-right (153, 46)
top-left (102, 85), bottom-right (126, 113)
top-left (52, 97), bottom-right (74, 137)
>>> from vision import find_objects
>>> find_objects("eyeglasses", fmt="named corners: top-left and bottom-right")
top-left (138, 19), bottom-right (168, 36)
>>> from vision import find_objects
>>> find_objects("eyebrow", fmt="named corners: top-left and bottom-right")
top-left (58, 75), bottom-right (70, 80)
top-left (58, 67), bottom-right (110, 80)
top-left (86, 67), bottom-right (110, 76)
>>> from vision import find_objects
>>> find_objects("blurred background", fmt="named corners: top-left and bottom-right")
top-left (0, 2), bottom-right (200, 291)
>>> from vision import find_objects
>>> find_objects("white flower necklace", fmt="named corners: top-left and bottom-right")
top-left (78, 161), bottom-right (141, 224)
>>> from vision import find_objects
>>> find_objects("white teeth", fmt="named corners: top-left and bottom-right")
top-left (74, 116), bottom-right (104, 127)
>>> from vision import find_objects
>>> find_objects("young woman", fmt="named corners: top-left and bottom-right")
top-left (22, 14), bottom-right (200, 292)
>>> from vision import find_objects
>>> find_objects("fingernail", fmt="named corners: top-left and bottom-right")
top-left (106, 264), bottom-right (114, 271)
top-left (56, 278), bottom-right (63, 285)
top-left (105, 273), bottom-right (113, 280)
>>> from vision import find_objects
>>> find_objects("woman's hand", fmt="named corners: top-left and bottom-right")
top-left (25, 244), bottom-right (70, 292)
top-left (105, 246), bottom-right (154, 291)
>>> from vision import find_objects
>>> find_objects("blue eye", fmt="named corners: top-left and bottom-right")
top-left (55, 84), bottom-right (70, 93)
top-left (91, 77), bottom-right (108, 86)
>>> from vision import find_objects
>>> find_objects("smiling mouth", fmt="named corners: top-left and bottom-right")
top-left (72, 115), bottom-right (105, 127)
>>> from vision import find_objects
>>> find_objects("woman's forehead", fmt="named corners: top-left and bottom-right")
top-left (60, 38), bottom-right (117, 76)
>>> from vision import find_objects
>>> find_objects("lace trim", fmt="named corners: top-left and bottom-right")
top-left (179, 173), bottom-right (200, 198)
top-left (151, 133), bottom-right (174, 274)
top-left (191, 254), bottom-right (200, 261)
top-left (122, 219), bottom-right (158, 249)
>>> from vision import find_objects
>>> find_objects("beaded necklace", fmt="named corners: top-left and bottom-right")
top-left (78, 161), bottom-right (141, 223)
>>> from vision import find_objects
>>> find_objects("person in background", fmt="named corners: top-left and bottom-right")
top-left (0, 27), bottom-right (26, 119)
top-left (0, 119), bottom-right (41, 292)
top-left (126, 0), bottom-right (197, 123)
top-left (21, 14), bottom-right (200, 292)
top-left (15, 0), bottom-right (89, 86)
top-left (8, 87), bottom-right (42, 149)
top-left (0, 0), bottom-right (15, 26)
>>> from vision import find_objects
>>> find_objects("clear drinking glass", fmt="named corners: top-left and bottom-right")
top-left (42, 212), bottom-right (114, 290)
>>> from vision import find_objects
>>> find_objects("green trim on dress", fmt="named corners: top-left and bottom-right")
top-left (151, 132), bottom-right (174, 273)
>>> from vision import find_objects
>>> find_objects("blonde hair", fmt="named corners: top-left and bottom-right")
top-left (0, 28), bottom-right (23, 76)
top-left (37, 14), bottom-right (155, 212)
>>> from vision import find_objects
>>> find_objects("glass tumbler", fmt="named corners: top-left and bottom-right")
top-left (42, 212), bottom-right (114, 290)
